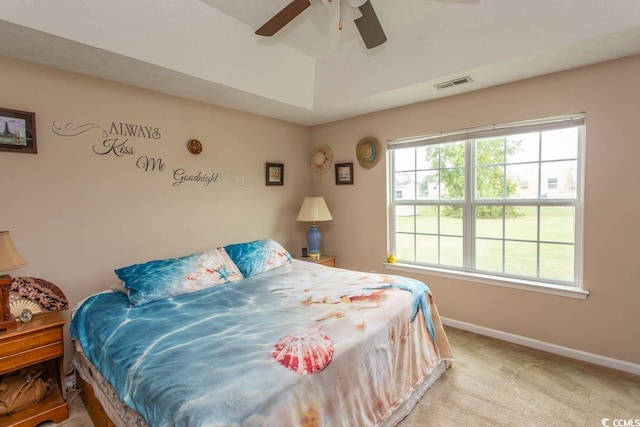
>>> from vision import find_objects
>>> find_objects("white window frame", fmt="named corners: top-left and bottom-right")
top-left (387, 114), bottom-right (587, 299)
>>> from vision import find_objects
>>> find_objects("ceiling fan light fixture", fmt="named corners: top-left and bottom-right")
top-left (339, 0), bottom-right (363, 30)
top-left (310, 0), bottom-right (329, 16)
top-left (347, 0), bottom-right (368, 7)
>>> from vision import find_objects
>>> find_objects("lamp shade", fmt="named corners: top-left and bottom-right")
top-left (296, 197), bottom-right (333, 223)
top-left (0, 231), bottom-right (26, 271)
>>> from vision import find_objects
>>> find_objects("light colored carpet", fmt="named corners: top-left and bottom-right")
top-left (41, 389), bottom-right (93, 427)
top-left (49, 326), bottom-right (640, 426)
top-left (399, 327), bottom-right (640, 427)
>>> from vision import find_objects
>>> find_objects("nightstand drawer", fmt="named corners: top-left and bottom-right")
top-left (0, 328), bottom-right (62, 357)
top-left (0, 342), bottom-right (63, 374)
top-left (0, 312), bottom-right (68, 425)
top-left (0, 329), bottom-right (63, 373)
top-left (317, 257), bottom-right (336, 267)
top-left (295, 255), bottom-right (337, 268)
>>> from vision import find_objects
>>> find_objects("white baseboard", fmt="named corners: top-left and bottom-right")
top-left (441, 317), bottom-right (640, 376)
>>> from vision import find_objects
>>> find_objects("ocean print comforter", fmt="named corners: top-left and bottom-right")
top-left (71, 261), bottom-right (453, 427)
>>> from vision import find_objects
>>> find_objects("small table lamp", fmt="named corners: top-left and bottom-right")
top-left (297, 197), bottom-right (333, 259)
top-left (0, 231), bottom-right (26, 330)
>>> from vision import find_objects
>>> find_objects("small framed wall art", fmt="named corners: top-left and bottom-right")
top-left (266, 163), bottom-right (284, 186)
top-left (335, 162), bottom-right (354, 185)
top-left (0, 108), bottom-right (37, 154)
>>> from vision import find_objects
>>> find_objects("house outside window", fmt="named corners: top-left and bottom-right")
top-left (388, 114), bottom-right (585, 288)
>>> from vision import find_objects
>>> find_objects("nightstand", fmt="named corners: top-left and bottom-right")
top-left (296, 255), bottom-right (337, 268)
top-left (0, 312), bottom-right (68, 427)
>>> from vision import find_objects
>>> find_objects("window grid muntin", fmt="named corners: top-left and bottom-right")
top-left (389, 117), bottom-right (583, 288)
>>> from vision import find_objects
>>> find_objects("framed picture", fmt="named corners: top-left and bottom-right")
top-left (266, 163), bottom-right (284, 186)
top-left (335, 162), bottom-right (353, 185)
top-left (0, 108), bottom-right (37, 154)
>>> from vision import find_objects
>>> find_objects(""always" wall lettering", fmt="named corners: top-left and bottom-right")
top-left (51, 120), bottom-right (245, 188)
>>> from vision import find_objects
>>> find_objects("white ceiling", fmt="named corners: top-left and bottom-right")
top-left (1, 0), bottom-right (640, 126)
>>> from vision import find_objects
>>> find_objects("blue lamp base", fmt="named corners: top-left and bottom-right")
top-left (306, 225), bottom-right (322, 259)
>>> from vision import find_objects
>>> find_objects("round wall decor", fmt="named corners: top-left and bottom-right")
top-left (311, 144), bottom-right (334, 174)
top-left (356, 137), bottom-right (381, 169)
top-left (187, 139), bottom-right (203, 154)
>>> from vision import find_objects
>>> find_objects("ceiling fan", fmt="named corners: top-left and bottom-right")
top-left (255, 0), bottom-right (387, 50)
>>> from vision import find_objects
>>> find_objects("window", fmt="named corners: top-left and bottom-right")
top-left (388, 114), bottom-right (584, 288)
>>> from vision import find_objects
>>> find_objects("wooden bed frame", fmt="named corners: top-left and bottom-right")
top-left (77, 373), bottom-right (117, 427)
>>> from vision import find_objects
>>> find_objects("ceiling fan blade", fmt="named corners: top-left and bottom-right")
top-left (255, 0), bottom-right (311, 36)
top-left (354, 1), bottom-right (387, 49)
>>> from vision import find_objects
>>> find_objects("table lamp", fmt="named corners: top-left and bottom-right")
top-left (296, 197), bottom-right (333, 260)
top-left (0, 231), bottom-right (26, 330)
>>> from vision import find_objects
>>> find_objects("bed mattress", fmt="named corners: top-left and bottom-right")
top-left (71, 260), bottom-right (452, 426)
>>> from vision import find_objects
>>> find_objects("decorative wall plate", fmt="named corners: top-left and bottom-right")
top-left (187, 139), bottom-right (203, 154)
top-left (311, 144), bottom-right (333, 174)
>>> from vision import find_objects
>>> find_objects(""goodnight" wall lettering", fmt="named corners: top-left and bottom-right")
top-left (51, 119), bottom-right (245, 188)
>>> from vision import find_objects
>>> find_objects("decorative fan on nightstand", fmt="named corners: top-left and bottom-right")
top-left (10, 277), bottom-right (68, 322)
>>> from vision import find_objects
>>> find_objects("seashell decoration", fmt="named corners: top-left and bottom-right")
top-left (299, 406), bottom-right (320, 427)
top-left (272, 328), bottom-right (334, 375)
top-left (10, 298), bottom-right (43, 319)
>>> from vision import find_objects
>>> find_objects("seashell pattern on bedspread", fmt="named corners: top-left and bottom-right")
top-left (71, 261), bottom-right (452, 427)
top-left (272, 327), bottom-right (335, 374)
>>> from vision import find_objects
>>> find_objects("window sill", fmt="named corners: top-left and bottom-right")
top-left (383, 263), bottom-right (589, 300)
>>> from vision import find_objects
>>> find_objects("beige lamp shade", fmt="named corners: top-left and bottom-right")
top-left (297, 197), bottom-right (333, 224)
top-left (0, 231), bottom-right (27, 272)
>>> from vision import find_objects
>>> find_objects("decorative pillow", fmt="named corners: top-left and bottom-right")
top-left (109, 281), bottom-right (129, 295)
top-left (224, 239), bottom-right (292, 278)
top-left (115, 247), bottom-right (243, 306)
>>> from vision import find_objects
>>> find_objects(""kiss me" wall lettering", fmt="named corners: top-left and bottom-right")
top-left (51, 120), bottom-right (245, 188)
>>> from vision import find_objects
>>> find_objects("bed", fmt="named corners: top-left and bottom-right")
top-left (70, 239), bottom-right (452, 427)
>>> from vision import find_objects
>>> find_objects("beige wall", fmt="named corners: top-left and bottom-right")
top-left (3, 54), bottom-right (639, 367)
top-left (312, 55), bottom-right (640, 365)
top-left (0, 57), bottom-right (312, 359)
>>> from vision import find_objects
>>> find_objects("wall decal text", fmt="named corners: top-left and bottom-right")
top-left (51, 120), bottom-right (245, 187)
